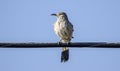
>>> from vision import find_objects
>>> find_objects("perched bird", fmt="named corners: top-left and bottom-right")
top-left (51, 12), bottom-right (74, 62)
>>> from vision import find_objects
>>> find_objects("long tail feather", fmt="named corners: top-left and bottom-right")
top-left (61, 47), bottom-right (69, 62)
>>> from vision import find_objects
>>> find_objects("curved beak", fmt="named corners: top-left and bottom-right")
top-left (51, 13), bottom-right (57, 16)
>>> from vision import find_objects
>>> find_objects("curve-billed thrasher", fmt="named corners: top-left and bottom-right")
top-left (51, 12), bottom-right (74, 62)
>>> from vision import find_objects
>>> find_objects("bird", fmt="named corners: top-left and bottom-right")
top-left (51, 12), bottom-right (74, 62)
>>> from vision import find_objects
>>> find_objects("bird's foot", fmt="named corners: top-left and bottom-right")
top-left (66, 42), bottom-right (71, 45)
top-left (58, 40), bottom-right (62, 45)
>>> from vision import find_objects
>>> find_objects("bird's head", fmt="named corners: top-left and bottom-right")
top-left (51, 12), bottom-right (68, 18)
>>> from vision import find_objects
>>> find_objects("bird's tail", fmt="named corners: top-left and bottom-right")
top-left (61, 47), bottom-right (69, 62)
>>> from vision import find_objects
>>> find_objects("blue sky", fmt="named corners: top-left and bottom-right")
top-left (0, 0), bottom-right (120, 71)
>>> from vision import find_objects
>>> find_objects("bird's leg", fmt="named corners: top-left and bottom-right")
top-left (66, 42), bottom-right (71, 45)
top-left (58, 39), bottom-right (62, 45)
